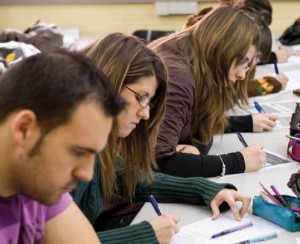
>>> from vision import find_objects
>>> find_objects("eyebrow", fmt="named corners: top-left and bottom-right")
top-left (72, 145), bottom-right (99, 154)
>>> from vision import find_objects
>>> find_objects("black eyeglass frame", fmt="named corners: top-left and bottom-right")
top-left (125, 86), bottom-right (152, 108)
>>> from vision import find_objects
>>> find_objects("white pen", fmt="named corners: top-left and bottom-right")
top-left (234, 232), bottom-right (278, 244)
top-left (285, 134), bottom-right (300, 142)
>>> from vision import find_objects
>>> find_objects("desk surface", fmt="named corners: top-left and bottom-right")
top-left (132, 56), bottom-right (300, 243)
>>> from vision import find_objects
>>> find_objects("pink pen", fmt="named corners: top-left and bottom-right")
top-left (291, 207), bottom-right (300, 212)
top-left (259, 182), bottom-right (281, 205)
top-left (270, 185), bottom-right (289, 208)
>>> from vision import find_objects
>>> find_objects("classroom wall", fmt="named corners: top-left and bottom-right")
top-left (0, 1), bottom-right (299, 37)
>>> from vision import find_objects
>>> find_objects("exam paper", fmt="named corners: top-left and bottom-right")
top-left (171, 211), bottom-right (284, 244)
top-left (229, 99), bottom-right (298, 129)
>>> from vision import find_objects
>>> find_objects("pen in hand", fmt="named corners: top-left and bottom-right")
top-left (237, 132), bottom-right (248, 147)
top-left (148, 194), bottom-right (162, 216)
top-left (211, 221), bottom-right (253, 239)
top-left (254, 101), bottom-right (265, 113)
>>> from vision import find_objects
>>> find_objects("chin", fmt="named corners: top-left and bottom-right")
top-left (118, 129), bottom-right (133, 138)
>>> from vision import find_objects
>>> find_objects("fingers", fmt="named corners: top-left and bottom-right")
top-left (210, 201), bottom-right (221, 220)
top-left (238, 195), bottom-right (252, 218)
top-left (210, 189), bottom-right (251, 222)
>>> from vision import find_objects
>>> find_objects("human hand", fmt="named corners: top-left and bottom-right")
top-left (274, 49), bottom-right (290, 63)
top-left (240, 143), bottom-right (266, 172)
top-left (149, 214), bottom-right (180, 244)
top-left (275, 73), bottom-right (289, 90)
top-left (176, 144), bottom-right (200, 155)
top-left (252, 113), bottom-right (278, 132)
top-left (210, 189), bottom-right (251, 221)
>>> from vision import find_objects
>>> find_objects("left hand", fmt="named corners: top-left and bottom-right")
top-left (210, 189), bottom-right (251, 221)
top-left (252, 113), bottom-right (278, 132)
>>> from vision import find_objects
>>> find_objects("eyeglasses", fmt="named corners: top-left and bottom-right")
top-left (240, 61), bottom-right (250, 73)
top-left (125, 86), bottom-right (151, 108)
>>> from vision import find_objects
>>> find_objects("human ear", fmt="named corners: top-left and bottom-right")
top-left (11, 110), bottom-right (37, 148)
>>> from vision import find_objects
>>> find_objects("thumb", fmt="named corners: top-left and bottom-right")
top-left (210, 201), bottom-right (220, 220)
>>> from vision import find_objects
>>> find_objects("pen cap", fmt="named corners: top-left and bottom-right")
top-left (290, 102), bottom-right (300, 136)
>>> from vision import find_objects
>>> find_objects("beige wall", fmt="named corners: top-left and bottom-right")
top-left (0, 1), bottom-right (299, 37)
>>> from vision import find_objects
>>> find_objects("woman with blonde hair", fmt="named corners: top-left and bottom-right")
top-left (150, 5), bottom-right (267, 178)
top-left (71, 32), bottom-right (251, 244)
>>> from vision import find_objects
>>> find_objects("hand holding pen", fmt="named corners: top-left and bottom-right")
top-left (148, 195), bottom-right (180, 243)
top-left (237, 132), bottom-right (266, 172)
top-left (252, 101), bottom-right (278, 132)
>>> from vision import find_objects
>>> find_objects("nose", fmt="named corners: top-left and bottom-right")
top-left (72, 156), bottom-right (95, 182)
top-left (137, 106), bottom-right (150, 120)
top-left (236, 69), bottom-right (247, 81)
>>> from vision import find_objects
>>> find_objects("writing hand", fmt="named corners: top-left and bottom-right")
top-left (149, 214), bottom-right (180, 244)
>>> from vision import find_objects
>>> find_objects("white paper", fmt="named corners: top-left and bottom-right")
top-left (171, 211), bottom-right (285, 244)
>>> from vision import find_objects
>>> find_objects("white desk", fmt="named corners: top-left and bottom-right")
top-left (132, 57), bottom-right (300, 243)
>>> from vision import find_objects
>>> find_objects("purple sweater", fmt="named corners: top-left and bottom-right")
top-left (0, 193), bottom-right (72, 243)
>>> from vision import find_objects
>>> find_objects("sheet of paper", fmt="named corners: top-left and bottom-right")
top-left (264, 149), bottom-right (292, 167)
top-left (171, 211), bottom-right (285, 244)
top-left (228, 99), bottom-right (298, 129)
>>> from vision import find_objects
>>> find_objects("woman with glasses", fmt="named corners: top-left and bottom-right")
top-left (71, 32), bottom-right (251, 244)
top-left (149, 5), bottom-right (267, 178)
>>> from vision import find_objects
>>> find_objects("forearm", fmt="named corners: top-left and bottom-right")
top-left (156, 152), bottom-right (245, 177)
top-left (225, 115), bottom-right (253, 133)
top-left (98, 221), bottom-right (158, 244)
top-left (135, 172), bottom-right (237, 207)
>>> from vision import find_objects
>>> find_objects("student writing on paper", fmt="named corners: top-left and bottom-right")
top-left (71, 33), bottom-right (252, 244)
top-left (149, 6), bottom-right (267, 178)
top-left (182, 6), bottom-right (281, 134)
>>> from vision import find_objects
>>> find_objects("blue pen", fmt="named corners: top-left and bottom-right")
top-left (148, 195), bottom-right (162, 216)
top-left (254, 101), bottom-right (265, 113)
top-left (273, 59), bottom-right (279, 74)
top-left (211, 221), bottom-right (253, 239)
top-left (233, 231), bottom-right (278, 244)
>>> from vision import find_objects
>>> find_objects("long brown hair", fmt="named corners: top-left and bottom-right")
top-left (83, 33), bottom-right (167, 202)
top-left (150, 6), bottom-right (259, 145)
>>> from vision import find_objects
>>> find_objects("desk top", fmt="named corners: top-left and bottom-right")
top-left (132, 55), bottom-right (300, 243)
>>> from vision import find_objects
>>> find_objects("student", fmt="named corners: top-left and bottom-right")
top-left (183, 3), bottom-right (289, 99)
top-left (0, 50), bottom-right (125, 243)
top-left (71, 32), bottom-right (252, 244)
top-left (150, 5), bottom-right (268, 178)
top-left (221, 0), bottom-right (291, 63)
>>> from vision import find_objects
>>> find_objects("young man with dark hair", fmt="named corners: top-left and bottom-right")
top-left (0, 50), bottom-right (125, 243)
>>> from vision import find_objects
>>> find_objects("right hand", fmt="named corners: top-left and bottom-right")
top-left (275, 73), bottom-right (289, 90)
top-left (149, 214), bottom-right (180, 244)
top-left (176, 144), bottom-right (200, 155)
top-left (240, 143), bottom-right (266, 172)
top-left (274, 49), bottom-right (291, 63)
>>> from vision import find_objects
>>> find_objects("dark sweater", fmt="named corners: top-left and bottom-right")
top-left (154, 45), bottom-right (247, 177)
top-left (71, 157), bottom-right (237, 244)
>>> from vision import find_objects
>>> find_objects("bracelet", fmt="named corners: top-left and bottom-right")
top-left (218, 155), bottom-right (226, 177)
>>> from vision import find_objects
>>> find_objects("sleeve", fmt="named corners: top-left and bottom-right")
top-left (46, 193), bottom-right (73, 221)
top-left (135, 173), bottom-right (237, 210)
top-left (225, 115), bottom-right (253, 133)
top-left (98, 221), bottom-right (158, 244)
top-left (156, 151), bottom-right (245, 177)
top-left (257, 51), bottom-right (277, 65)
